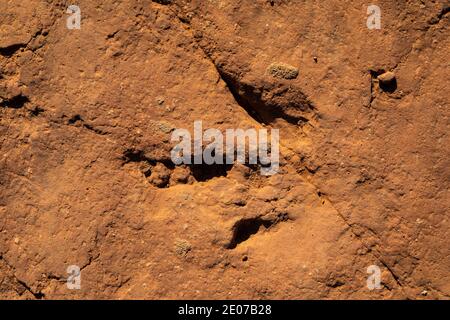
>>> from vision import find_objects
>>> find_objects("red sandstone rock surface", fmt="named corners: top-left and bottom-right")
top-left (0, 0), bottom-right (449, 299)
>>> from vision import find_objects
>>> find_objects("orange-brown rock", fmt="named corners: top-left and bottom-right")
top-left (0, 0), bottom-right (448, 299)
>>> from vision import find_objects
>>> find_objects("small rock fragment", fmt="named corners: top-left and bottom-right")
top-left (267, 62), bottom-right (299, 80)
top-left (377, 71), bottom-right (397, 92)
top-left (150, 120), bottom-right (174, 134)
top-left (174, 239), bottom-right (192, 257)
top-left (147, 162), bottom-right (171, 187)
top-left (377, 71), bottom-right (396, 84)
top-left (158, 122), bottom-right (173, 133)
top-left (170, 166), bottom-right (191, 185)
top-left (156, 97), bottom-right (165, 105)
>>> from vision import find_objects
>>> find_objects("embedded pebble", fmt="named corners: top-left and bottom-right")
top-left (267, 62), bottom-right (299, 80)
top-left (377, 71), bottom-right (396, 84)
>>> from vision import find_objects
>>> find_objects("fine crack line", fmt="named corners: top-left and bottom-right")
top-left (157, 0), bottom-right (409, 294)
top-left (164, 4), bottom-right (311, 159)
top-left (0, 255), bottom-right (45, 299)
top-left (315, 193), bottom-right (405, 291)
top-left (0, 4), bottom-right (63, 58)
top-left (392, 6), bottom-right (449, 73)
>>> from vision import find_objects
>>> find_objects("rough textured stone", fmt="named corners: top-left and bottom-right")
top-left (0, 0), bottom-right (448, 300)
top-left (267, 62), bottom-right (299, 80)
top-left (377, 71), bottom-right (396, 84)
